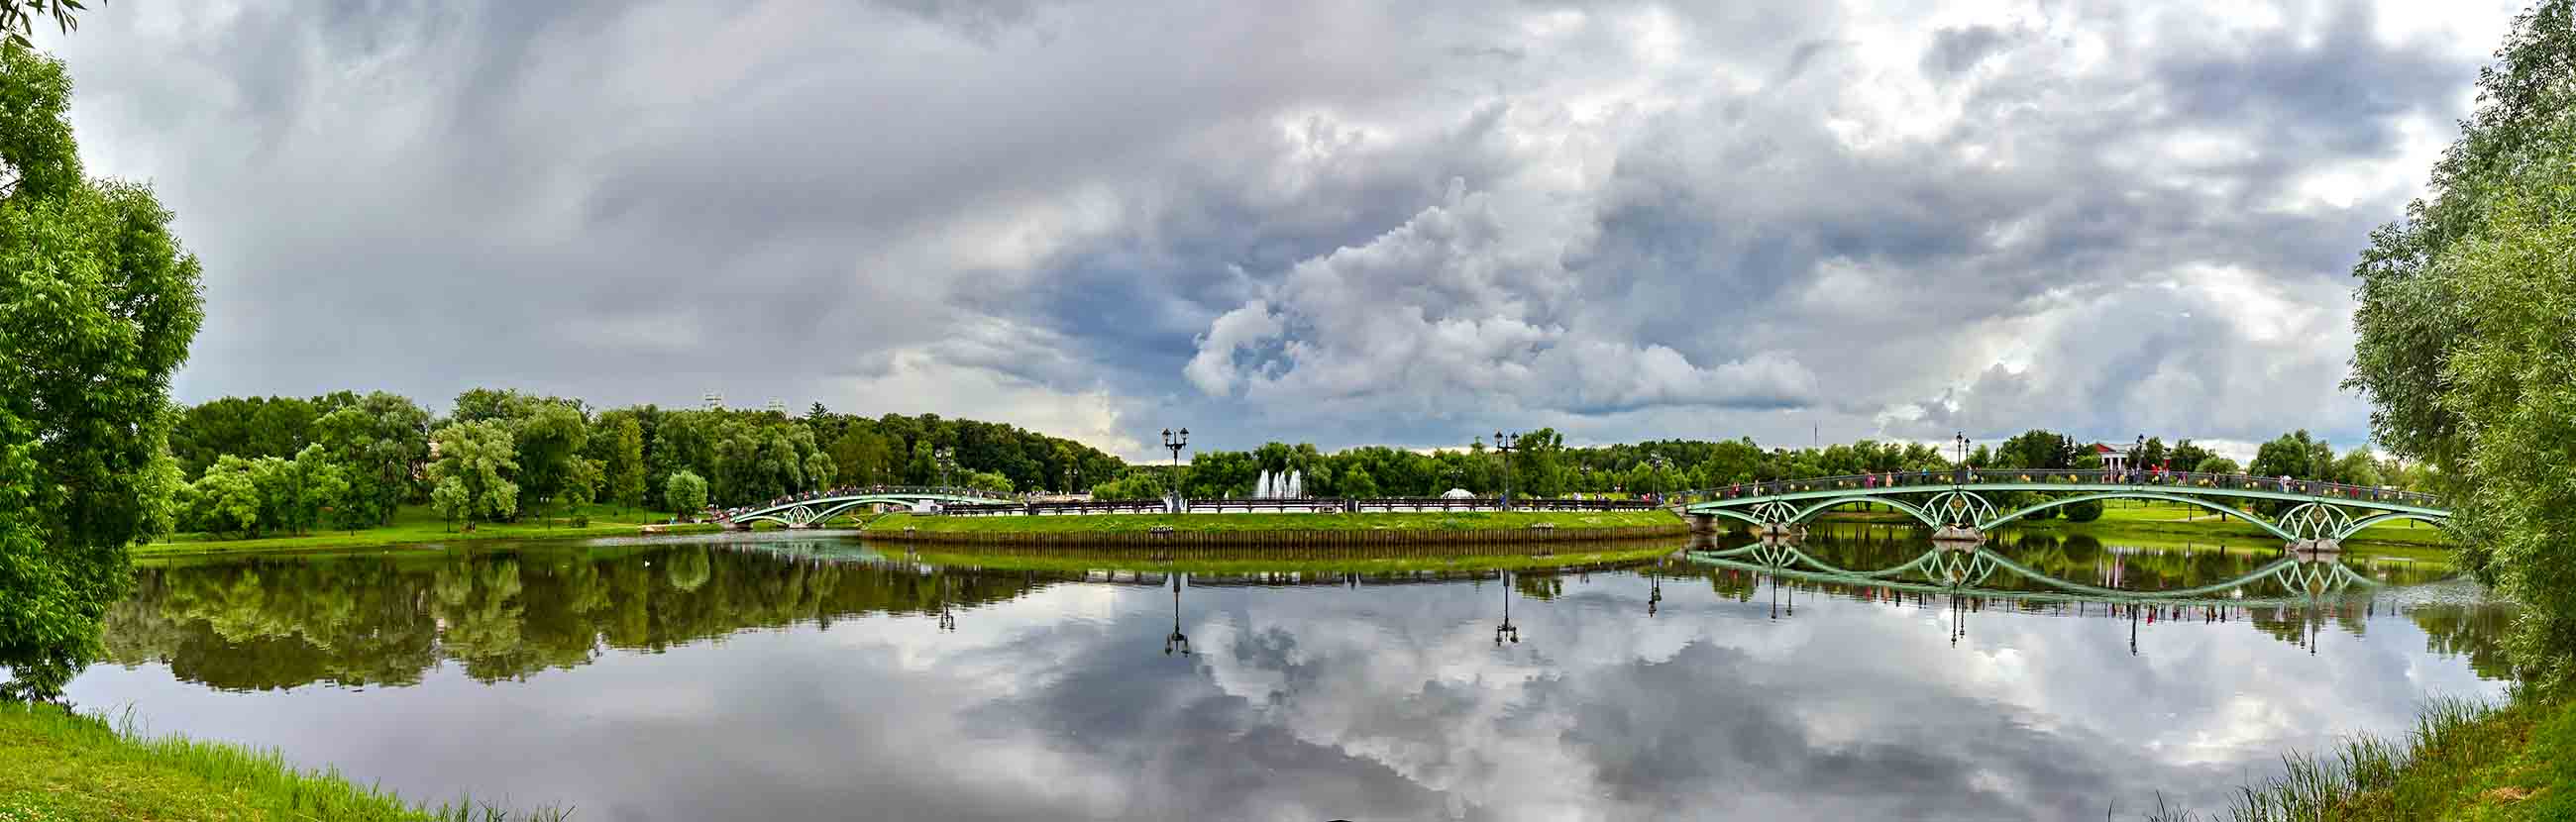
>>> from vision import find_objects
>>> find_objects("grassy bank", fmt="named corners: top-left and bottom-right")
top-left (137, 502), bottom-right (723, 558)
top-left (2146, 693), bottom-right (2573, 821)
top-left (1977, 501), bottom-right (2453, 549)
top-left (0, 702), bottom-right (564, 821)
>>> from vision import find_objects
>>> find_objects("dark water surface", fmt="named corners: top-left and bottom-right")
top-left (69, 529), bottom-right (2509, 821)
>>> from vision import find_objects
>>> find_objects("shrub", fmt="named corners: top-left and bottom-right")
top-left (2063, 499), bottom-right (2104, 522)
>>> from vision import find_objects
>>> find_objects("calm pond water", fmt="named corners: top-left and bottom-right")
top-left (69, 527), bottom-right (2510, 821)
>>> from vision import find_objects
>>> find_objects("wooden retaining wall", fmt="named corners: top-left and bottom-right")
top-left (873, 523), bottom-right (1690, 548)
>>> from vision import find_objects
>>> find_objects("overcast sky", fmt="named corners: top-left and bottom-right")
top-left (43, 0), bottom-right (2521, 460)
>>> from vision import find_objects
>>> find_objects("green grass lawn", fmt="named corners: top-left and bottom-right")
top-left (136, 501), bottom-right (724, 557)
top-left (869, 509), bottom-right (1682, 535)
top-left (1999, 500), bottom-right (2454, 549)
top-left (0, 702), bottom-right (564, 821)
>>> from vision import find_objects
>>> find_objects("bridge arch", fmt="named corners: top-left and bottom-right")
top-left (727, 490), bottom-right (1009, 528)
top-left (2333, 511), bottom-right (2448, 541)
top-left (1693, 507), bottom-right (1771, 529)
top-left (1978, 491), bottom-right (2300, 543)
top-left (1786, 495), bottom-right (1942, 529)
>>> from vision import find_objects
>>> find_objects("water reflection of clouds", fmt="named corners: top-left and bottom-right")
top-left (71, 559), bottom-right (2510, 822)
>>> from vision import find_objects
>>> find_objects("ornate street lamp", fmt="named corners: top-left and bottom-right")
top-left (1161, 427), bottom-right (1189, 512)
top-left (1494, 570), bottom-right (1520, 645)
top-left (2132, 434), bottom-right (2145, 484)
top-left (1493, 431), bottom-right (1520, 509)
top-left (1954, 431), bottom-right (1969, 485)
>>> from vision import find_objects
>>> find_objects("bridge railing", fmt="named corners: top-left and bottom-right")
top-left (1682, 468), bottom-right (2437, 507)
top-left (1513, 497), bottom-right (1664, 512)
top-left (1347, 497), bottom-right (1493, 513)
top-left (1187, 498), bottom-right (1351, 515)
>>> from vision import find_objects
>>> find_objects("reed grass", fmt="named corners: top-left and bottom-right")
top-left (2140, 694), bottom-right (2570, 821)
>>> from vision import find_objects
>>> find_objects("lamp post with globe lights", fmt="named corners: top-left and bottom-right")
top-left (1161, 428), bottom-right (1190, 513)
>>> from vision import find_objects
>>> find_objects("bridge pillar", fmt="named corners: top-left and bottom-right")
top-left (1689, 514), bottom-right (1718, 535)
top-left (786, 523), bottom-right (812, 530)
top-left (2288, 539), bottom-right (2342, 555)
top-left (1931, 526), bottom-right (1984, 543)
top-left (1757, 523), bottom-right (1804, 539)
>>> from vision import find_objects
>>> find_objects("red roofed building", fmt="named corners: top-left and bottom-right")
top-left (2092, 443), bottom-right (2127, 471)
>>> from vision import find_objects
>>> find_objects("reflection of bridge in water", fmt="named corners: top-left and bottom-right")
top-left (1684, 542), bottom-right (2389, 609)
top-left (1682, 468), bottom-right (2448, 550)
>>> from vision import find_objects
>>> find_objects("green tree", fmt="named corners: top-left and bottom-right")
top-left (0, 43), bottom-right (207, 701)
top-left (607, 416), bottom-right (646, 510)
top-left (906, 441), bottom-right (935, 485)
top-left (963, 469), bottom-right (1013, 494)
top-left (1994, 430), bottom-right (2073, 469)
top-left (169, 395), bottom-right (321, 477)
top-left (1341, 466), bottom-right (1379, 498)
top-left (2415, 108), bottom-right (2576, 686)
top-left (2169, 440), bottom-right (2217, 473)
top-left (2194, 456), bottom-right (2242, 475)
top-left (803, 450), bottom-right (836, 493)
top-left (135, 446), bottom-right (185, 541)
top-left (428, 476), bottom-right (470, 533)
top-left (663, 470), bottom-right (708, 516)
top-left (278, 445), bottom-right (347, 536)
top-left (2249, 431), bottom-right (2317, 479)
top-left (510, 399), bottom-right (593, 521)
top-left (427, 421), bottom-right (519, 528)
top-left (313, 392), bottom-right (430, 526)
top-left (187, 457), bottom-right (263, 539)
top-left (830, 427), bottom-right (897, 487)
top-left (2349, 1), bottom-right (2575, 492)
top-left (2332, 448), bottom-right (2386, 487)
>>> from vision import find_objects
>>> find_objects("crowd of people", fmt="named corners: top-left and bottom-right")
top-left (1709, 467), bottom-right (2434, 506)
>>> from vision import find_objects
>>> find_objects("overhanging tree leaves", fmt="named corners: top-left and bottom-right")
top-left (1, 42), bottom-right (204, 702)
top-left (2347, 0), bottom-right (2576, 688)
top-left (2348, 0), bottom-right (2574, 514)
top-left (2423, 110), bottom-right (2576, 687)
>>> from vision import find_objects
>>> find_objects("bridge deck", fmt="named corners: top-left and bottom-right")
top-left (1686, 478), bottom-right (2445, 517)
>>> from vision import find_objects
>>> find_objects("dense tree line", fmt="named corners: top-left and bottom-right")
top-left (159, 390), bottom-right (1132, 531)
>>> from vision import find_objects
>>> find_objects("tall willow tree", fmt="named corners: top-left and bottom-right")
top-left (1, 43), bottom-right (206, 701)
top-left (2347, 0), bottom-right (2576, 687)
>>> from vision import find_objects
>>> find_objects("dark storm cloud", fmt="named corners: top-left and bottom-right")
top-left (41, 0), bottom-right (2518, 456)
top-left (1922, 25), bottom-right (2011, 76)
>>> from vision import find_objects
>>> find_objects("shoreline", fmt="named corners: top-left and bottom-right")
top-left (124, 507), bottom-right (2452, 560)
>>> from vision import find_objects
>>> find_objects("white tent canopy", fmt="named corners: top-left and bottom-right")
top-left (1441, 488), bottom-right (1474, 499)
